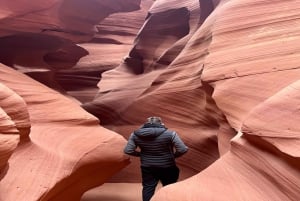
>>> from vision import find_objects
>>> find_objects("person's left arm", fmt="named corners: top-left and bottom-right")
top-left (124, 133), bottom-right (140, 157)
top-left (171, 132), bottom-right (188, 158)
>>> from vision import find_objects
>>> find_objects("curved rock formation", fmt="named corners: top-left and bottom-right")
top-left (0, 1), bottom-right (153, 200)
top-left (1, 0), bottom-right (300, 200)
top-left (152, 81), bottom-right (300, 201)
top-left (82, 0), bottom-right (221, 181)
top-left (0, 81), bottom-right (31, 172)
top-left (83, 0), bottom-right (300, 200)
top-left (0, 0), bottom-right (146, 103)
top-left (148, 0), bottom-right (300, 200)
top-left (0, 64), bottom-right (129, 201)
top-left (57, 0), bottom-right (154, 103)
top-left (0, 0), bottom-right (141, 41)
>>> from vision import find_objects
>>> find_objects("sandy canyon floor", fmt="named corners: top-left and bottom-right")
top-left (82, 183), bottom-right (161, 201)
top-left (82, 183), bottom-right (164, 201)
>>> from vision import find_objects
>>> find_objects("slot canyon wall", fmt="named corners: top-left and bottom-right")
top-left (0, 0), bottom-right (300, 201)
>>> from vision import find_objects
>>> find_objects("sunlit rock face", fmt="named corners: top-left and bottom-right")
top-left (149, 0), bottom-right (300, 200)
top-left (0, 0), bottom-right (141, 41)
top-left (0, 64), bottom-right (129, 201)
top-left (1, 0), bottom-right (300, 200)
top-left (0, 83), bottom-right (29, 171)
top-left (83, 0), bottom-right (300, 200)
top-left (63, 0), bottom-right (154, 103)
top-left (0, 0), bottom-right (149, 103)
top-left (0, 1), bottom-right (152, 200)
top-left (83, 0), bottom-right (223, 181)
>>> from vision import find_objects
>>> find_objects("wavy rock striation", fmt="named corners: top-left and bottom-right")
top-left (0, 1), bottom-right (152, 200)
top-left (0, 0), bottom-right (147, 103)
top-left (1, 0), bottom-right (300, 200)
top-left (0, 83), bottom-right (30, 171)
top-left (149, 0), bottom-right (300, 200)
top-left (83, 0), bottom-right (300, 200)
top-left (58, 0), bottom-right (154, 103)
top-left (0, 64), bottom-right (129, 201)
top-left (83, 0), bottom-right (223, 181)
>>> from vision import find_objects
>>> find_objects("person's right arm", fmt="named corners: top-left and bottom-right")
top-left (124, 133), bottom-right (141, 157)
top-left (171, 132), bottom-right (188, 158)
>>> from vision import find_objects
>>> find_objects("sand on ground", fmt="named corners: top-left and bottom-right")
top-left (81, 183), bottom-right (163, 201)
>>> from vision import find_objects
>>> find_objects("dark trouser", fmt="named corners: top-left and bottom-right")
top-left (141, 166), bottom-right (179, 201)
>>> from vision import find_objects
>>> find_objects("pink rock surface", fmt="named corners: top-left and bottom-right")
top-left (0, 0), bottom-right (141, 41)
top-left (0, 81), bottom-right (30, 171)
top-left (1, 0), bottom-right (300, 200)
top-left (84, 0), bottom-right (300, 200)
top-left (0, 0), bottom-right (153, 104)
top-left (0, 1), bottom-right (152, 200)
top-left (83, 0), bottom-right (222, 181)
top-left (0, 64), bottom-right (129, 201)
top-left (59, 0), bottom-right (154, 103)
top-left (148, 0), bottom-right (300, 200)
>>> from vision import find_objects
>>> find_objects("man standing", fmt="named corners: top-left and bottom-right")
top-left (124, 116), bottom-right (188, 201)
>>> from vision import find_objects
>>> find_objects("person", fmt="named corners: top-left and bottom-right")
top-left (124, 116), bottom-right (188, 201)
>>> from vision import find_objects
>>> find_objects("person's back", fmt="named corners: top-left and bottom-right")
top-left (124, 117), bottom-right (188, 201)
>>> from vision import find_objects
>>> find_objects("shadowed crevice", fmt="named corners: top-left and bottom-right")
top-left (199, 0), bottom-right (215, 24)
top-left (0, 33), bottom-right (88, 69)
top-left (125, 7), bottom-right (190, 74)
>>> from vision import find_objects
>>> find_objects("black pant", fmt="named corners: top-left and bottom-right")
top-left (141, 166), bottom-right (179, 201)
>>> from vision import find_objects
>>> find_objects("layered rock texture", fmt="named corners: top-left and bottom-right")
top-left (0, 0), bottom-right (148, 200)
top-left (0, 64), bottom-right (130, 201)
top-left (1, 0), bottom-right (300, 201)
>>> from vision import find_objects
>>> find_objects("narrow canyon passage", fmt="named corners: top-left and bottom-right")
top-left (0, 0), bottom-right (300, 201)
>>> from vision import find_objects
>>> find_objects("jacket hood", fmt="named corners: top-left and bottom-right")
top-left (134, 123), bottom-right (167, 138)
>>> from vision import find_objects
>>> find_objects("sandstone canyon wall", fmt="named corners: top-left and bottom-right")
top-left (0, 0), bottom-right (300, 201)
top-left (0, 64), bottom-right (130, 201)
top-left (0, 0), bottom-right (150, 201)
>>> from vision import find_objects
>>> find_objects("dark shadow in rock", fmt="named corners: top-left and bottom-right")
top-left (0, 33), bottom-right (88, 69)
top-left (126, 7), bottom-right (190, 74)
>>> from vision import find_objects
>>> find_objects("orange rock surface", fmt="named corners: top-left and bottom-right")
top-left (0, 64), bottom-right (130, 201)
top-left (150, 0), bottom-right (300, 200)
top-left (1, 0), bottom-right (300, 201)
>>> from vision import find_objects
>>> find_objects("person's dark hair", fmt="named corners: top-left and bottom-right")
top-left (147, 116), bottom-right (163, 124)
